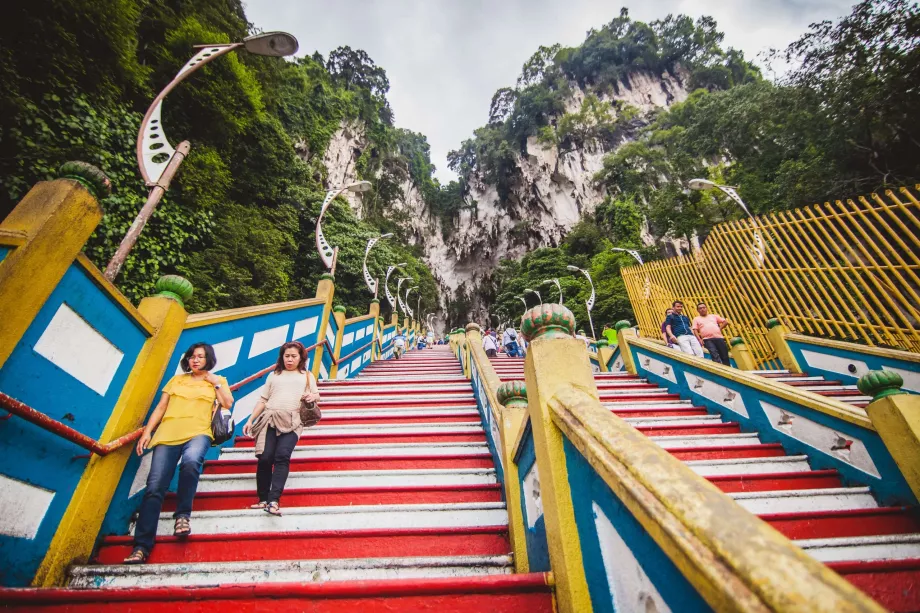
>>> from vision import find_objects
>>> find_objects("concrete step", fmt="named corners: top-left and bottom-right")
top-left (69, 554), bottom-right (514, 589)
top-left (685, 455), bottom-right (812, 477)
top-left (196, 468), bottom-right (499, 492)
top-left (730, 487), bottom-right (878, 514)
top-left (623, 415), bottom-right (724, 427)
top-left (796, 533), bottom-right (920, 563)
top-left (219, 442), bottom-right (491, 459)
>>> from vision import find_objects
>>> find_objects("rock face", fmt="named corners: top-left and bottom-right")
top-left (319, 121), bottom-right (368, 217)
top-left (319, 69), bottom-right (691, 326)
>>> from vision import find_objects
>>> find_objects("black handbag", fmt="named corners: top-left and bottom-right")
top-left (299, 374), bottom-right (321, 428)
top-left (210, 401), bottom-right (235, 445)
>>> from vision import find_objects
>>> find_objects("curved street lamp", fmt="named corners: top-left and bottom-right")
top-left (384, 263), bottom-right (407, 311)
top-left (405, 286), bottom-right (418, 318)
top-left (396, 277), bottom-right (412, 315)
top-left (612, 247), bottom-right (651, 299)
top-left (688, 179), bottom-right (764, 267)
top-left (542, 278), bottom-right (563, 305)
top-left (517, 296), bottom-right (528, 315)
top-left (104, 31), bottom-right (299, 281)
top-left (567, 265), bottom-right (597, 340)
top-left (524, 288), bottom-right (543, 305)
top-left (316, 180), bottom-right (373, 271)
top-left (363, 233), bottom-right (393, 296)
top-left (611, 247), bottom-right (644, 265)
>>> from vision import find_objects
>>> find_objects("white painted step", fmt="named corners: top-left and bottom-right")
top-left (623, 415), bottom-right (724, 427)
top-left (651, 433), bottom-right (762, 449)
top-left (320, 384), bottom-right (472, 394)
top-left (322, 397), bottom-right (476, 407)
top-left (685, 455), bottom-right (812, 477)
top-left (598, 388), bottom-right (673, 396)
top-left (220, 442), bottom-right (490, 459)
top-left (730, 487), bottom-right (878, 514)
top-left (301, 422), bottom-right (482, 436)
top-left (69, 555), bottom-right (514, 589)
top-left (799, 385), bottom-right (858, 392)
top-left (197, 467), bottom-right (499, 492)
top-left (752, 369), bottom-right (790, 375)
top-left (604, 399), bottom-right (693, 407)
top-left (794, 534), bottom-right (920, 563)
top-left (770, 376), bottom-right (825, 382)
top-left (139, 502), bottom-right (509, 536)
top-left (321, 407), bottom-right (479, 419)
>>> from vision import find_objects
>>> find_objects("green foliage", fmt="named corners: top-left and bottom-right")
top-left (0, 0), bottom-right (441, 317)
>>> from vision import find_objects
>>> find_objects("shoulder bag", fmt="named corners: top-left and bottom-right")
top-left (300, 373), bottom-right (321, 428)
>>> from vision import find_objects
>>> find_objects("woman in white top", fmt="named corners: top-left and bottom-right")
top-left (243, 341), bottom-right (319, 515)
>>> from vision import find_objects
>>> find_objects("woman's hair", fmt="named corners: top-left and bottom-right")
top-left (180, 342), bottom-right (217, 372)
top-left (274, 341), bottom-right (307, 374)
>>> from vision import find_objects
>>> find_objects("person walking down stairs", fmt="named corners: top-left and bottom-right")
top-left (124, 343), bottom-right (234, 564)
top-left (243, 341), bottom-right (320, 516)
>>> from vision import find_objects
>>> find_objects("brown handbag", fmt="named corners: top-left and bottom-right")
top-left (299, 373), bottom-right (321, 427)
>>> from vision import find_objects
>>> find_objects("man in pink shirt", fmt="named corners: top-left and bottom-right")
top-left (692, 302), bottom-right (731, 366)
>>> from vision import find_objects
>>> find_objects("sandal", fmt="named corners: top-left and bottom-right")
top-left (123, 547), bottom-right (148, 564)
top-left (265, 502), bottom-right (282, 516)
top-left (174, 517), bottom-right (191, 538)
top-left (249, 501), bottom-right (268, 510)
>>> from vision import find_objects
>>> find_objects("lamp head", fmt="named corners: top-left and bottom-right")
top-left (243, 32), bottom-right (299, 57)
top-left (566, 265), bottom-right (580, 272)
top-left (688, 178), bottom-right (716, 191)
top-left (379, 232), bottom-right (394, 239)
top-left (525, 288), bottom-right (534, 293)
top-left (347, 180), bottom-right (373, 193)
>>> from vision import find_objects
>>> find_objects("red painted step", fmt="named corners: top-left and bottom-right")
top-left (95, 525), bottom-right (511, 565)
top-left (610, 407), bottom-right (709, 418)
top-left (203, 454), bottom-right (494, 473)
top-left (319, 377), bottom-right (468, 386)
top-left (667, 443), bottom-right (787, 461)
top-left (234, 431), bottom-right (487, 446)
top-left (761, 507), bottom-right (920, 540)
top-left (828, 559), bottom-right (920, 613)
top-left (320, 414), bottom-right (480, 425)
top-left (321, 398), bottom-right (478, 409)
top-left (706, 469), bottom-right (843, 493)
top-left (0, 573), bottom-right (555, 613)
top-left (163, 484), bottom-right (504, 512)
top-left (636, 422), bottom-right (741, 436)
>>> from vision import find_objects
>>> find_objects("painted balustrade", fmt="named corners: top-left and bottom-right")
top-left (0, 167), bottom-right (397, 588)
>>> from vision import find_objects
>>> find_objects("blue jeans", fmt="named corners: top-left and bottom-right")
top-left (133, 434), bottom-right (210, 552)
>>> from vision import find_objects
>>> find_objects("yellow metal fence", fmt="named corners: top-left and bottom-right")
top-left (622, 186), bottom-right (920, 367)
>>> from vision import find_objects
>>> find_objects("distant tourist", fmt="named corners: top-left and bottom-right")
top-left (502, 327), bottom-right (521, 358)
top-left (243, 342), bottom-right (318, 516)
top-left (601, 324), bottom-right (618, 346)
top-left (483, 329), bottom-right (498, 357)
top-left (693, 302), bottom-right (731, 366)
top-left (125, 342), bottom-right (233, 564)
top-left (664, 301), bottom-right (704, 357)
top-left (661, 308), bottom-right (675, 348)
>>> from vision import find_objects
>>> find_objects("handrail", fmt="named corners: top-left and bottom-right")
top-left (336, 339), bottom-right (375, 365)
top-left (549, 385), bottom-right (885, 612)
top-left (785, 332), bottom-right (920, 363)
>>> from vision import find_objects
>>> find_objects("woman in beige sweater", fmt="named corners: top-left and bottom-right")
top-left (243, 341), bottom-right (319, 515)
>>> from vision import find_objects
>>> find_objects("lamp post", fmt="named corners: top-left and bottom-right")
top-left (517, 296), bottom-right (528, 315)
top-left (396, 277), bottom-right (412, 315)
top-left (384, 263), bottom-right (407, 312)
top-left (524, 288), bottom-right (543, 305)
top-left (363, 233), bottom-right (393, 296)
top-left (541, 278), bottom-right (563, 304)
top-left (104, 32), bottom-right (299, 282)
top-left (316, 180), bottom-right (373, 271)
top-left (611, 247), bottom-right (644, 265)
top-left (567, 265), bottom-right (596, 340)
top-left (406, 286), bottom-right (418, 318)
top-left (688, 179), bottom-right (764, 267)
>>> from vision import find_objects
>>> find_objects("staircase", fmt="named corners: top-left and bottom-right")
top-left (8, 347), bottom-right (553, 612)
top-left (491, 354), bottom-right (920, 612)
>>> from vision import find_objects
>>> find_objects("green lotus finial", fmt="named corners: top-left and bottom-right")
top-left (370, 298), bottom-right (380, 304)
top-left (155, 275), bottom-right (193, 307)
top-left (765, 318), bottom-right (781, 329)
top-left (319, 272), bottom-right (335, 282)
top-left (465, 322), bottom-right (481, 333)
top-left (857, 370), bottom-right (905, 401)
top-left (614, 320), bottom-right (632, 331)
top-left (333, 305), bottom-right (347, 314)
top-left (521, 304), bottom-right (576, 341)
top-left (729, 337), bottom-right (746, 347)
top-left (59, 161), bottom-right (112, 201)
top-left (596, 339), bottom-right (609, 347)
top-left (497, 380), bottom-right (527, 407)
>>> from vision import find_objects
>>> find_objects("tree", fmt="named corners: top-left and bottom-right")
top-left (326, 46), bottom-right (390, 98)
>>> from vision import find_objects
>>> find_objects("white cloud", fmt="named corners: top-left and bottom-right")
top-left (244, 0), bottom-right (854, 183)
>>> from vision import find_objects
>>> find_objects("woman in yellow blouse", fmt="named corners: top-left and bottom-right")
top-left (124, 342), bottom-right (233, 564)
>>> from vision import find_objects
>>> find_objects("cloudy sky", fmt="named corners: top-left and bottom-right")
top-left (245, 0), bottom-right (855, 182)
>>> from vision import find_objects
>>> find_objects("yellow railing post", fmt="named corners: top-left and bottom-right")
top-left (33, 275), bottom-right (191, 586)
top-left (765, 318), bottom-right (803, 373)
top-left (522, 304), bottom-right (594, 613)
top-left (595, 340), bottom-right (611, 372)
top-left (496, 381), bottom-right (530, 572)
top-left (0, 163), bottom-right (110, 369)
top-left (328, 305), bottom-right (347, 379)
top-left (461, 324), bottom-right (475, 379)
top-left (369, 300), bottom-right (381, 361)
top-left (614, 320), bottom-right (638, 375)
top-left (728, 337), bottom-right (757, 371)
top-left (310, 273), bottom-right (336, 379)
top-left (860, 371), bottom-right (920, 501)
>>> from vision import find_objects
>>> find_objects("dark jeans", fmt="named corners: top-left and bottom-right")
top-left (133, 434), bottom-right (210, 552)
top-left (704, 337), bottom-right (731, 366)
top-left (485, 348), bottom-right (497, 357)
top-left (256, 426), bottom-right (299, 504)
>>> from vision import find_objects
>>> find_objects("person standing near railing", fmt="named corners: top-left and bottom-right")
top-left (125, 342), bottom-right (234, 564)
top-left (693, 302), bottom-right (731, 366)
top-left (660, 308), bottom-right (675, 348)
top-left (483, 329), bottom-right (498, 357)
top-left (665, 300), bottom-right (704, 358)
top-left (243, 342), bottom-right (319, 516)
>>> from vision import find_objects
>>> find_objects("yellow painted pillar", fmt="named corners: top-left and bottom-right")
top-left (311, 273), bottom-right (336, 379)
top-left (614, 320), bottom-right (638, 375)
top-left (33, 275), bottom-right (191, 586)
top-left (328, 305), bottom-right (347, 379)
top-left (496, 381), bottom-right (530, 573)
top-left (595, 340), bottom-right (610, 372)
top-left (728, 337), bottom-right (757, 370)
top-left (0, 163), bottom-right (111, 369)
top-left (860, 371), bottom-right (920, 501)
top-left (462, 324), bottom-right (477, 379)
top-left (369, 300), bottom-right (381, 361)
top-left (391, 313), bottom-right (399, 327)
top-left (522, 304), bottom-right (594, 613)
top-left (765, 318), bottom-right (803, 373)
